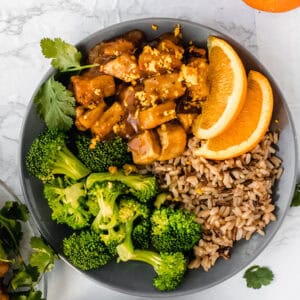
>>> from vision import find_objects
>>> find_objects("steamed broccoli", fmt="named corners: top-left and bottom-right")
top-left (63, 230), bottom-right (112, 271)
top-left (43, 177), bottom-right (90, 229)
top-left (75, 134), bottom-right (132, 172)
top-left (100, 224), bottom-right (125, 256)
top-left (150, 207), bottom-right (202, 253)
top-left (132, 218), bottom-right (151, 249)
top-left (87, 181), bottom-right (126, 232)
top-left (116, 198), bottom-right (187, 291)
top-left (86, 172), bottom-right (158, 203)
top-left (25, 129), bottom-right (90, 182)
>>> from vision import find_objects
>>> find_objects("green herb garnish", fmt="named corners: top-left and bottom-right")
top-left (40, 38), bottom-right (98, 72)
top-left (34, 76), bottom-right (76, 131)
top-left (0, 200), bottom-right (58, 299)
top-left (291, 183), bottom-right (300, 207)
top-left (243, 265), bottom-right (274, 289)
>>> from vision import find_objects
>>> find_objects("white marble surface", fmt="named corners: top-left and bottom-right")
top-left (0, 0), bottom-right (299, 299)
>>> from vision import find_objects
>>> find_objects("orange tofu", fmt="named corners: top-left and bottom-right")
top-left (91, 102), bottom-right (125, 140)
top-left (157, 122), bottom-right (187, 161)
top-left (138, 40), bottom-right (183, 76)
top-left (75, 101), bottom-right (106, 131)
top-left (101, 54), bottom-right (141, 82)
top-left (88, 30), bottom-right (145, 65)
top-left (144, 73), bottom-right (186, 101)
top-left (177, 113), bottom-right (197, 132)
top-left (118, 85), bottom-right (136, 112)
top-left (71, 74), bottom-right (115, 108)
top-left (180, 58), bottom-right (209, 101)
top-left (128, 130), bottom-right (161, 164)
top-left (138, 101), bottom-right (176, 130)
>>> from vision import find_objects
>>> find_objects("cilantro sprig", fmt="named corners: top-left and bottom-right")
top-left (40, 38), bottom-right (98, 72)
top-left (291, 183), bottom-right (300, 207)
top-left (0, 201), bottom-right (58, 299)
top-left (35, 37), bottom-right (99, 131)
top-left (243, 265), bottom-right (274, 289)
top-left (34, 77), bottom-right (76, 131)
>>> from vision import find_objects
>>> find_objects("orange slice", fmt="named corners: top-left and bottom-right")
top-left (243, 0), bottom-right (300, 12)
top-left (194, 70), bottom-right (274, 160)
top-left (192, 36), bottom-right (247, 139)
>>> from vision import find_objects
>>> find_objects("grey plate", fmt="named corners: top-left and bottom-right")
top-left (18, 18), bottom-right (297, 298)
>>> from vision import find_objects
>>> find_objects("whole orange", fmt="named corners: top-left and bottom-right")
top-left (243, 0), bottom-right (300, 12)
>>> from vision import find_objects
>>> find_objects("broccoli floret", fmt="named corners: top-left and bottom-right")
top-left (151, 207), bottom-right (202, 253)
top-left (132, 218), bottom-right (151, 249)
top-left (100, 224), bottom-right (125, 256)
top-left (87, 180), bottom-right (127, 255)
top-left (63, 230), bottom-right (112, 271)
top-left (87, 172), bottom-right (158, 203)
top-left (25, 129), bottom-right (90, 182)
top-left (75, 134), bottom-right (132, 172)
top-left (88, 181), bottom-right (126, 232)
top-left (116, 198), bottom-right (187, 291)
top-left (43, 177), bottom-right (90, 229)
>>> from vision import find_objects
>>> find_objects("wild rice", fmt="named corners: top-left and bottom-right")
top-left (141, 132), bottom-right (282, 272)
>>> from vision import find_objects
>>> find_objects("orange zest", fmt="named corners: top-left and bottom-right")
top-left (192, 36), bottom-right (247, 140)
top-left (243, 0), bottom-right (300, 12)
top-left (194, 70), bottom-right (274, 160)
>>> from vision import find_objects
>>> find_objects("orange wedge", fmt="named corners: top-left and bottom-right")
top-left (194, 70), bottom-right (274, 160)
top-left (192, 36), bottom-right (247, 139)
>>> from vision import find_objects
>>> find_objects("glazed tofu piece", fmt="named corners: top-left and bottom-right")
top-left (138, 40), bottom-right (184, 76)
top-left (180, 57), bottom-right (209, 101)
top-left (71, 74), bottom-right (115, 108)
top-left (144, 73), bottom-right (186, 101)
top-left (89, 39), bottom-right (134, 65)
top-left (122, 29), bottom-right (146, 47)
top-left (157, 122), bottom-right (187, 161)
top-left (156, 39), bottom-right (184, 59)
top-left (138, 101), bottom-right (176, 130)
top-left (118, 85), bottom-right (136, 112)
top-left (101, 54), bottom-right (141, 82)
top-left (128, 130), bottom-right (161, 164)
top-left (91, 102), bottom-right (125, 140)
top-left (177, 113), bottom-right (197, 132)
top-left (75, 101), bottom-right (106, 131)
top-left (88, 30), bottom-right (146, 65)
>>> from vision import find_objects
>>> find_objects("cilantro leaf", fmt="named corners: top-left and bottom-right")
top-left (243, 265), bottom-right (274, 289)
top-left (0, 201), bottom-right (29, 222)
top-left (34, 76), bottom-right (75, 131)
top-left (0, 215), bottom-right (23, 253)
top-left (10, 290), bottom-right (45, 300)
top-left (29, 237), bottom-right (57, 273)
top-left (0, 240), bottom-right (8, 260)
top-left (40, 37), bottom-right (98, 72)
top-left (291, 183), bottom-right (300, 207)
top-left (10, 265), bottom-right (40, 290)
top-left (40, 38), bottom-right (81, 71)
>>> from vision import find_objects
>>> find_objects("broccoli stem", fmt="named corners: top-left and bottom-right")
top-left (52, 145), bottom-right (90, 180)
top-left (131, 250), bottom-right (162, 269)
top-left (117, 222), bottom-right (166, 271)
top-left (96, 188), bottom-right (114, 219)
top-left (116, 221), bottom-right (134, 261)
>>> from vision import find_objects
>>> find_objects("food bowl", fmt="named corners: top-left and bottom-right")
top-left (18, 18), bottom-right (297, 297)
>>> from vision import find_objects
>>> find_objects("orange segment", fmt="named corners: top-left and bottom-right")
top-left (192, 36), bottom-right (247, 139)
top-left (194, 70), bottom-right (274, 160)
top-left (243, 0), bottom-right (300, 12)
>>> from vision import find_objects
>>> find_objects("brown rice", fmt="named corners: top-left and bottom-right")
top-left (140, 132), bottom-right (282, 272)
